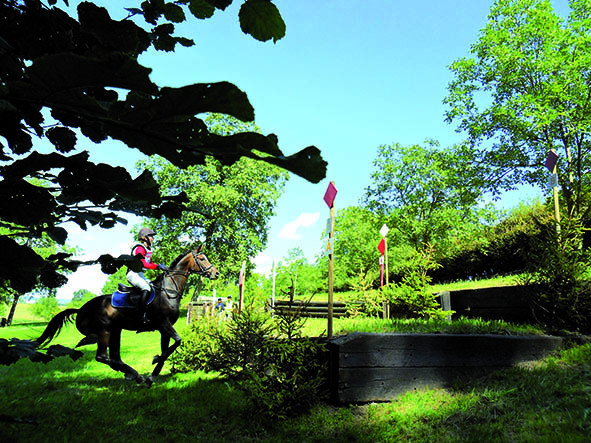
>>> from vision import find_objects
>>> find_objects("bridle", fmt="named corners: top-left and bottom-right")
top-left (156, 249), bottom-right (214, 300)
top-left (190, 249), bottom-right (214, 276)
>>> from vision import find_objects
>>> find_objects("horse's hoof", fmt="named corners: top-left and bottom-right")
top-left (152, 355), bottom-right (160, 365)
top-left (144, 376), bottom-right (153, 388)
top-left (136, 375), bottom-right (145, 384)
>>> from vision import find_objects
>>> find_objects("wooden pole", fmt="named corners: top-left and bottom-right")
top-left (385, 236), bottom-right (389, 286)
top-left (238, 260), bottom-right (245, 313)
top-left (328, 204), bottom-right (335, 338)
top-left (552, 162), bottom-right (561, 236)
top-left (271, 260), bottom-right (276, 317)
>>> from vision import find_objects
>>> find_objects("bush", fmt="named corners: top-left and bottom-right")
top-left (31, 296), bottom-right (60, 321)
top-left (169, 316), bottom-right (225, 373)
top-left (521, 215), bottom-right (591, 334)
top-left (173, 305), bottom-right (327, 419)
top-left (433, 202), bottom-right (552, 282)
top-left (352, 245), bottom-right (449, 320)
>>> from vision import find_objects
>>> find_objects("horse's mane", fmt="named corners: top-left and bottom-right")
top-left (169, 249), bottom-right (192, 269)
top-left (152, 249), bottom-right (192, 286)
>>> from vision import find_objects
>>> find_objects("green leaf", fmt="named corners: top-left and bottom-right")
top-left (26, 53), bottom-right (157, 95)
top-left (164, 3), bottom-right (186, 22)
top-left (239, 0), bottom-right (286, 43)
top-left (188, 0), bottom-right (216, 19)
top-left (46, 127), bottom-right (77, 153)
top-left (47, 227), bottom-right (68, 245)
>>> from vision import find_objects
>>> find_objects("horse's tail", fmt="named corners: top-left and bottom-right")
top-left (35, 308), bottom-right (78, 348)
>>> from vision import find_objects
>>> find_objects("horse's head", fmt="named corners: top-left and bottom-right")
top-left (189, 245), bottom-right (219, 280)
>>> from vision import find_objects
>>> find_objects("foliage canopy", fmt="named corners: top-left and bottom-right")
top-left (0, 0), bottom-right (326, 293)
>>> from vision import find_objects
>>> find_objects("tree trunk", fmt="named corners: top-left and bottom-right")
top-left (7, 293), bottom-right (20, 326)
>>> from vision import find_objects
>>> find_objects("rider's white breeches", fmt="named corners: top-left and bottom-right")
top-left (126, 271), bottom-right (151, 291)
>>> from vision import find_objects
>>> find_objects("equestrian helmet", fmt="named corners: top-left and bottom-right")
top-left (138, 227), bottom-right (156, 241)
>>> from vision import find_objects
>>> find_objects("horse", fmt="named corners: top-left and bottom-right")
top-left (35, 245), bottom-right (218, 387)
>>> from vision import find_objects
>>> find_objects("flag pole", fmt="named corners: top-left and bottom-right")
top-left (323, 181), bottom-right (338, 338)
top-left (328, 204), bottom-right (335, 338)
top-left (545, 149), bottom-right (560, 236)
top-left (238, 260), bottom-right (246, 313)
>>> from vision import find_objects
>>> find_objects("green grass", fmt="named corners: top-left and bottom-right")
top-left (430, 274), bottom-right (523, 293)
top-left (1, 297), bottom-right (590, 441)
top-left (0, 325), bottom-right (589, 441)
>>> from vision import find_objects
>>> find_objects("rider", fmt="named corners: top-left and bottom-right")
top-left (126, 227), bottom-right (167, 324)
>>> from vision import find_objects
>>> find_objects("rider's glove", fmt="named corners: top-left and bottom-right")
top-left (157, 264), bottom-right (168, 271)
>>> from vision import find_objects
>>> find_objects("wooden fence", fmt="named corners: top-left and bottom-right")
top-left (438, 285), bottom-right (534, 323)
top-left (328, 332), bottom-right (563, 404)
top-left (272, 300), bottom-right (349, 318)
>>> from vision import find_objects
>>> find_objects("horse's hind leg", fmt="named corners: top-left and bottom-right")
top-left (95, 329), bottom-right (143, 383)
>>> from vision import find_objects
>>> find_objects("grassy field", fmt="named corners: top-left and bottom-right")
top-left (1, 291), bottom-right (590, 442)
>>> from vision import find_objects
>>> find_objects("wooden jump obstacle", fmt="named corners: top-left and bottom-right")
top-left (273, 300), bottom-right (348, 318)
top-left (327, 332), bottom-right (563, 404)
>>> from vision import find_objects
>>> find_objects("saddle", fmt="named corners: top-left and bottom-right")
top-left (111, 284), bottom-right (155, 309)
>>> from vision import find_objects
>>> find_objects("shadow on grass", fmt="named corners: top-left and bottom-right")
top-left (283, 345), bottom-right (591, 442)
top-left (0, 350), bottom-right (289, 442)
top-left (1, 344), bottom-right (590, 442)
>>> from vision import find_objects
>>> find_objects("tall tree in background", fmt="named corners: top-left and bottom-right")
top-left (325, 206), bottom-right (384, 289)
top-left (364, 141), bottom-right (492, 250)
top-left (0, 0), bottom-right (326, 295)
top-left (140, 114), bottom-right (288, 281)
top-left (445, 0), bottom-right (591, 219)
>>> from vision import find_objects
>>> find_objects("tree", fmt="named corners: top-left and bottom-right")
top-left (139, 114), bottom-right (288, 280)
top-left (68, 288), bottom-right (96, 308)
top-left (274, 248), bottom-right (321, 297)
top-left (322, 206), bottom-right (384, 289)
top-left (445, 0), bottom-right (591, 219)
top-left (0, 229), bottom-right (74, 325)
top-left (364, 141), bottom-right (492, 250)
top-left (101, 266), bottom-right (128, 296)
top-left (31, 295), bottom-right (60, 321)
top-left (0, 0), bottom-right (326, 295)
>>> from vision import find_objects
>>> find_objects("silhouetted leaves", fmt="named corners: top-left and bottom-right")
top-left (0, 338), bottom-right (83, 366)
top-left (0, 0), bottom-right (326, 295)
top-left (239, 0), bottom-right (286, 43)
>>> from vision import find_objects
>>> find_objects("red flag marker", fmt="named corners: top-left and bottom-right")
top-left (323, 181), bottom-right (338, 208)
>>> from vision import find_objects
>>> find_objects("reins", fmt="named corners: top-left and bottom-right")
top-left (154, 250), bottom-right (213, 300)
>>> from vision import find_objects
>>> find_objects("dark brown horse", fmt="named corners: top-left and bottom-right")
top-left (35, 245), bottom-right (218, 386)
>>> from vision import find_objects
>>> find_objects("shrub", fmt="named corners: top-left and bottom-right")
top-left (169, 316), bottom-right (225, 373)
top-left (352, 245), bottom-right (449, 320)
top-left (433, 202), bottom-right (552, 282)
top-left (521, 215), bottom-right (591, 334)
top-left (31, 296), bottom-right (60, 321)
top-left (174, 305), bottom-right (327, 419)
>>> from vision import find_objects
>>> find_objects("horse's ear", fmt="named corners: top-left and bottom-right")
top-left (196, 244), bottom-right (203, 253)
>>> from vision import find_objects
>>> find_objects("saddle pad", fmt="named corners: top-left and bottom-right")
top-left (111, 288), bottom-right (155, 308)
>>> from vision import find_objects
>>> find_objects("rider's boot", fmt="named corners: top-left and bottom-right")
top-left (139, 289), bottom-right (151, 324)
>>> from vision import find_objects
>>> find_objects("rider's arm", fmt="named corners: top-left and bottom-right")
top-left (132, 245), bottom-right (158, 270)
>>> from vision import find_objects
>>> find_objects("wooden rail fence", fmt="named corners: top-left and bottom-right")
top-left (272, 300), bottom-right (349, 318)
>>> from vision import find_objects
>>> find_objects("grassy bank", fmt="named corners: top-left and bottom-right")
top-left (1, 284), bottom-right (589, 441)
top-left (1, 326), bottom-right (589, 441)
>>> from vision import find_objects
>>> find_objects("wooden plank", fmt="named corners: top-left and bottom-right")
top-left (274, 300), bottom-right (347, 308)
top-left (329, 332), bottom-right (564, 403)
top-left (336, 367), bottom-right (493, 403)
top-left (450, 287), bottom-right (530, 308)
top-left (332, 333), bottom-right (563, 367)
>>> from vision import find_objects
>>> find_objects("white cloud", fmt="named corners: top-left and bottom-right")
top-left (56, 264), bottom-right (107, 302)
top-left (252, 253), bottom-right (274, 276)
top-left (278, 212), bottom-right (320, 240)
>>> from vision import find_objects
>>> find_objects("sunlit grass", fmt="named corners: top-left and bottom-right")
top-left (1, 299), bottom-right (590, 441)
top-left (298, 316), bottom-right (544, 337)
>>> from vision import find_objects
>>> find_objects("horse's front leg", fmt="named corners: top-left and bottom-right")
top-left (145, 321), bottom-right (181, 387)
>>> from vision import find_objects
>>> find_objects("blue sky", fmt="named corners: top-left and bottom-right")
top-left (55, 0), bottom-right (569, 299)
